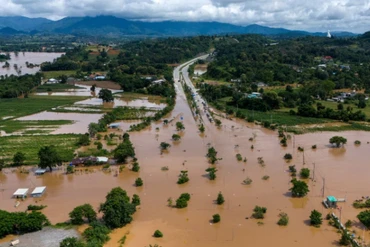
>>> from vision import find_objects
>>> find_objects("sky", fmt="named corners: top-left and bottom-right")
top-left (2, 0), bottom-right (370, 33)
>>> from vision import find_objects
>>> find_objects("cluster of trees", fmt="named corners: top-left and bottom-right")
top-left (61, 187), bottom-right (138, 247)
top-left (0, 73), bottom-right (42, 98)
top-left (113, 133), bottom-right (135, 163)
top-left (0, 210), bottom-right (50, 238)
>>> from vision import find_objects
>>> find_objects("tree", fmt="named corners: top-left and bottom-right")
top-left (132, 194), bottom-right (140, 206)
top-left (160, 142), bottom-right (171, 150)
top-left (13, 152), bottom-right (26, 166)
top-left (59, 237), bottom-right (86, 247)
top-left (212, 214), bottom-right (221, 223)
top-left (175, 122), bottom-right (185, 131)
top-left (69, 204), bottom-right (97, 225)
top-left (309, 210), bottom-right (323, 227)
top-left (339, 232), bottom-right (351, 246)
top-left (214, 119), bottom-right (222, 127)
top-left (77, 133), bottom-right (90, 146)
top-left (135, 177), bottom-right (143, 187)
top-left (113, 141), bottom-right (135, 163)
top-left (290, 179), bottom-right (309, 197)
top-left (176, 198), bottom-right (188, 208)
top-left (88, 123), bottom-right (100, 137)
top-left (357, 210), bottom-right (370, 228)
top-left (90, 84), bottom-right (96, 92)
top-left (329, 136), bottom-right (347, 147)
top-left (207, 147), bottom-right (218, 164)
top-left (66, 165), bottom-right (74, 174)
top-left (199, 124), bottom-right (205, 133)
top-left (216, 192), bottom-right (225, 205)
top-left (99, 187), bottom-right (136, 229)
top-left (172, 134), bottom-right (181, 141)
top-left (58, 75), bottom-right (68, 84)
top-left (277, 212), bottom-right (289, 226)
top-left (283, 153), bottom-right (292, 160)
top-left (98, 89), bottom-right (114, 102)
top-left (177, 170), bottom-right (189, 184)
top-left (205, 167), bottom-right (217, 180)
top-left (252, 206), bottom-right (267, 219)
top-left (132, 162), bottom-right (140, 172)
top-left (38, 145), bottom-right (61, 171)
top-left (153, 230), bottom-right (163, 238)
top-left (82, 221), bottom-right (111, 246)
top-left (300, 168), bottom-right (310, 179)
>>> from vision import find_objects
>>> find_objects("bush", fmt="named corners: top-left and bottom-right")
top-left (82, 221), bottom-right (111, 246)
top-left (160, 142), bottom-right (171, 150)
top-left (243, 177), bottom-right (253, 185)
top-left (212, 214), bottom-right (221, 223)
top-left (205, 167), bottom-right (217, 180)
top-left (277, 212), bottom-right (289, 226)
top-left (236, 153), bottom-right (242, 161)
top-left (354, 140), bottom-right (361, 145)
top-left (172, 134), bottom-right (181, 141)
top-left (290, 179), bottom-right (309, 197)
top-left (27, 205), bottom-right (47, 211)
top-left (216, 192), bottom-right (225, 205)
top-left (176, 122), bottom-right (185, 131)
top-left (66, 165), bottom-right (75, 174)
top-left (132, 162), bottom-right (140, 172)
top-left (252, 206), bottom-right (267, 219)
top-left (284, 153), bottom-right (292, 160)
top-left (153, 230), bottom-right (163, 238)
top-left (262, 175), bottom-right (270, 180)
top-left (69, 204), bottom-right (97, 225)
top-left (135, 177), bottom-right (143, 187)
top-left (175, 198), bottom-right (188, 208)
top-left (310, 210), bottom-right (323, 227)
top-left (297, 146), bottom-right (304, 152)
top-left (312, 145), bottom-right (317, 149)
top-left (179, 193), bottom-right (191, 201)
top-left (177, 170), bottom-right (189, 184)
top-left (132, 194), bottom-right (141, 206)
top-left (357, 210), bottom-right (370, 228)
top-left (59, 237), bottom-right (85, 247)
top-left (77, 134), bottom-right (90, 146)
top-left (300, 168), bottom-right (310, 179)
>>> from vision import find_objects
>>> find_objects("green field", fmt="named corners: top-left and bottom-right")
top-left (42, 70), bottom-right (77, 79)
top-left (36, 84), bottom-right (84, 92)
top-left (0, 120), bottom-right (74, 134)
top-left (0, 134), bottom-right (82, 164)
top-left (0, 95), bottom-right (88, 120)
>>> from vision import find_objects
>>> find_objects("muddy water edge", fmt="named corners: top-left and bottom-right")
top-left (1, 73), bottom-right (370, 247)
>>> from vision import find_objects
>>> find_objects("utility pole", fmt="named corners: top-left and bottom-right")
top-left (322, 178), bottom-right (325, 198)
top-left (312, 163), bottom-right (315, 181)
top-left (303, 150), bottom-right (305, 165)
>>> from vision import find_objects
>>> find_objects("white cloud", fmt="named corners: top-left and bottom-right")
top-left (2, 0), bottom-right (369, 32)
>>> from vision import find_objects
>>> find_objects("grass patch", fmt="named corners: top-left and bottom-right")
top-left (118, 92), bottom-right (165, 102)
top-left (0, 134), bottom-right (82, 164)
top-left (0, 95), bottom-right (88, 120)
top-left (42, 70), bottom-right (77, 79)
top-left (0, 120), bottom-right (74, 134)
top-left (36, 84), bottom-right (84, 92)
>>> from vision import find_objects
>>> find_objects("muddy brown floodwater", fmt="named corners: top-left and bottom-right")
top-left (2, 62), bottom-right (370, 247)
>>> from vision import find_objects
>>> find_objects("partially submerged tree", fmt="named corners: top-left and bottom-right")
top-left (13, 152), bottom-right (26, 166)
top-left (175, 121), bottom-right (185, 131)
top-left (300, 168), bottom-right (310, 179)
top-left (214, 119), bottom-right (222, 127)
top-left (216, 192), bottom-right (225, 205)
top-left (290, 179), bottom-right (309, 197)
top-left (207, 147), bottom-right (219, 164)
top-left (135, 177), bottom-right (143, 187)
top-left (132, 194), bottom-right (141, 206)
top-left (205, 167), bottom-right (217, 180)
top-left (329, 136), bottom-right (347, 147)
top-left (38, 145), bottom-right (61, 171)
top-left (172, 134), bottom-right (181, 141)
top-left (357, 210), bottom-right (370, 228)
top-left (160, 142), bottom-right (171, 150)
top-left (199, 124), bottom-right (205, 133)
top-left (177, 170), bottom-right (189, 184)
top-left (252, 206), bottom-right (267, 219)
top-left (212, 214), bottom-right (221, 223)
top-left (69, 204), bottom-right (97, 225)
top-left (310, 210), bottom-right (323, 227)
top-left (98, 89), bottom-right (114, 102)
top-left (99, 187), bottom-right (136, 229)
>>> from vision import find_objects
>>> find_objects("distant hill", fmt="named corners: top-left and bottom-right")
top-left (0, 27), bottom-right (24, 35)
top-left (0, 16), bottom-right (51, 32)
top-left (0, 15), bottom-right (360, 37)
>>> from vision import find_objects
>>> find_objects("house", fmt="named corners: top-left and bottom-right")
top-left (256, 82), bottom-right (267, 87)
top-left (13, 188), bottom-right (29, 199)
top-left (46, 78), bottom-right (58, 84)
top-left (152, 79), bottom-right (166, 84)
top-left (322, 56), bottom-right (333, 63)
top-left (97, 157), bottom-right (109, 163)
top-left (318, 64), bottom-right (327, 68)
top-left (108, 123), bottom-right (120, 129)
top-left (340, 65), bottom-right (350, 70)
top-left (230, 79), bottom-right (241, 83)
top-left (247, 92), bottom-right (262, 99)
top-left (31, 186), bottom-right (46, 198)
top-left (71, 156), bottom-right (98, 166)
top-left (94, 75), bottom-right (106, 80)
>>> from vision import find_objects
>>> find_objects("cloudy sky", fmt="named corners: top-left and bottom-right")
top-left (2, 0), bottom-right (370, 32)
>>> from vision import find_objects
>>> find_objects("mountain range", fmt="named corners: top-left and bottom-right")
top-left (0, 15), bottom-right (359, 37)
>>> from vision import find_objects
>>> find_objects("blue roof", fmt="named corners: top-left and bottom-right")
top-left (327, 196), bottom-right (337, 202)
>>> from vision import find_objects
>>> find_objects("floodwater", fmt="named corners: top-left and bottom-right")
top-left (35, 84), bottom-right (122, 97)
top-left (17, 111), bottom-right (103, 134)
top-left (75, 98), bottom-right (165, 110)
top-left (1, 60), bottom-right (370, 247)
top-left (0, 52), bottom-right (63, 76)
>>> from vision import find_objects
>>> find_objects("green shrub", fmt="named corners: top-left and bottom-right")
top-left (252, 206), bottom-right (267, 219)
top-left (27, 205), bottom-right (47, 211)
top-left (277, 212), bottom-right (289, 226)
top-left (236, 153), bottom-right (242, 161)
top-left (300, 168), bottom-right (310, 179)
top-left (153, 230), bottom-right (163, 238)
top-left (135, 177), bottom-right (143, 187)
top-left (212, 214), bottom-right (221, 223)
top-left (284, 153), bottom-right (292, 160)
top-left (216, 192), bottom-right (225, 205)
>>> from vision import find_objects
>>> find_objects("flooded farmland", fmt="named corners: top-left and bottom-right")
top-left (1, 62), bottom-right (370, 247)
top-left (0, 52), bottom-right (63, 76)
